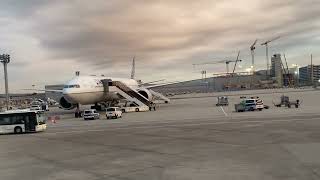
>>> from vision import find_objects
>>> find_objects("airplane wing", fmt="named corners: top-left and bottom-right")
top-left (139, 79), bottom-right (166, 86)
top-left (22, 89), bottom-right (63, 93)
top-left (143, 81), bottom-right (182, 89)
top-left (0, 93), bottom-right (38, 98)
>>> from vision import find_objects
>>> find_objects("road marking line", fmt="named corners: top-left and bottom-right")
top-left (42, 116), bottom-right (320, 135)
top-left (220, 106), bottom-right (228, 117)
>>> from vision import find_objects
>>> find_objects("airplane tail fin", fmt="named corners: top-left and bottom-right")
top-left (130, 56), bottom-right (135, 79)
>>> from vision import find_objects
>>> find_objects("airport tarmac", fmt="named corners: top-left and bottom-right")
top-left (1, 89), bottom-right (320, 180)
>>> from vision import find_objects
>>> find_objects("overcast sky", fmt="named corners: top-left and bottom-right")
top-left (0, 0), bottom-right (319, 92)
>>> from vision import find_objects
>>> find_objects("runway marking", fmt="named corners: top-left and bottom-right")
top-left (220, 106), bottom-right (228, 116)
top-left (43, 116), bottom-right (320, 135)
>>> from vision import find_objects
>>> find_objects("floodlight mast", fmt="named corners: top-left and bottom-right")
top-left (0, 54), bottom-right (10, 110)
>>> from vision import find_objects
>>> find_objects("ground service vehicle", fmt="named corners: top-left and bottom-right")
top-left (216, 96), bottom-right (229, 106)
top-left (254, 98), bottom-right (264, 111)
top-left (83, 109), bottom-right (100, 120)
top-left (0, 110), bottom-right (47, 134)
top-left (235, 98), bottom-right (264, 112)
top-left (274, 95), bottom-right (300, 108)
top-left (120, 101), bottom-right (149, 113)
top-left (106, 107), bottom-right (122, 119)
top-left (30, 100), bottom-right (49, 111)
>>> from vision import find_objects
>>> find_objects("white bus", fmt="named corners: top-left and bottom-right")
top-left (0, 110), bottom-right (47, 134)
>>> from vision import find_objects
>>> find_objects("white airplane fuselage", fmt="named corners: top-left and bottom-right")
top-left (61, 76), bottom-right (140, 107)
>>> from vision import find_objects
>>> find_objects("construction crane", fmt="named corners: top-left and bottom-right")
top-left (193, 56), bottom-right (242, 75)
top-left (250, 39), bottom-right (258, 72)
top-left (261, 36), bottom-right (280, 78)
top-left (249, 40), bottom-right (258, 87)
top-left (193, 60), bottom-right (223, 79)
top-left (193, 60), bottom-right (227, 74)
top-left (231, 51), bottom-right (241, 76)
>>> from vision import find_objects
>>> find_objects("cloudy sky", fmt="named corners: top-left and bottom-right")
top-left (0, 0), bottom-right (319, 92)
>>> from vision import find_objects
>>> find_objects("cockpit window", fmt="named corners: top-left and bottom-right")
top-left (64, 84), bottom-right (80, 88)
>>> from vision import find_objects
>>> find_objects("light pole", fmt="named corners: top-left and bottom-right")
top-left (292, 64), bottom-right (299, 87)
top-left (0, 54), bottom-right (10, 110)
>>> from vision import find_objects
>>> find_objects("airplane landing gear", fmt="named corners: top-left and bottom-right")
top-left (91, 101), bottom-right (119, 111)
top-left (75, 104), bottom-right (82, 118)
top-left (91, 103), bottom-right (104, 111)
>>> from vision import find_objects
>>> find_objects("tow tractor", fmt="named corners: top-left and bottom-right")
top-left (216, 96), bottom-right (229, 106)
top-left (274, 95), bottom-right (300, 108)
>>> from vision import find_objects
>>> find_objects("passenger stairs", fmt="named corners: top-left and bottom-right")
top-left (109, 81), bottom-right (151, 108)
top-left (148, 89), bottom-right (170, 103)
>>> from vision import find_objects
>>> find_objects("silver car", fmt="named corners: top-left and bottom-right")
top-left (83, 109), bottom-right (100, 120)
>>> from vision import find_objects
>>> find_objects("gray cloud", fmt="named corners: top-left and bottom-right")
top-left (0, 0), bottom-right (320, 90)
top-left (0, 0), bottom-right (52, 17)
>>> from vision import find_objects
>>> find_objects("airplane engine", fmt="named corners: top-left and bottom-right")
top-left (59, 97), bottom-right (76, 110)
top-left (137, 88), bottom-right (153, 101)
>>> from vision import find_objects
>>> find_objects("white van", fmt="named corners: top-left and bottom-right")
top-left (106, 107), bottom-right (122, 119)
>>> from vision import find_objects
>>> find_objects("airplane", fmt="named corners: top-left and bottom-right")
top-left (43, 58), bottom-right (171, 111)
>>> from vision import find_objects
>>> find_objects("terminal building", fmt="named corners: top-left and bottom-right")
top-left (151, 73), bottom-right (269, 95)
top-left (299, 65), bottom-right (320, 85)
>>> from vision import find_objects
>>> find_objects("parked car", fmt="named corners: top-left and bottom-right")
top-left (235, 98), bottom-right (264, 112)
top-left (83, 109), bottom-right (100, 120)
top-left (106, 107), bottom-right (122, 119)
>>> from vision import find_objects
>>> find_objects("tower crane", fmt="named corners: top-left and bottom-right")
top-left (250, 39), bottom-right (258, 72)
top-left (261, 36), bottom-right (280, 78)
top-left (231, 51), bottom-right (241, 76)
top-left (193, 60), bottom-right (228, 74)
top-left (192, 55), bottom-right (242, 75)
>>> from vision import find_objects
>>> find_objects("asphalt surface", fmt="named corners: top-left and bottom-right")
top-left (1, 89), bottom-right (320, 180)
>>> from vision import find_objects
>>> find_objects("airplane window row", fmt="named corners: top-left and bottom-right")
top-left (64, 84), bottom-right (80, 88)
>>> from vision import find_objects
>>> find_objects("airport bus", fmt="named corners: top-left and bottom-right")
top-left (0, 110), bottom-right (47, 134)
